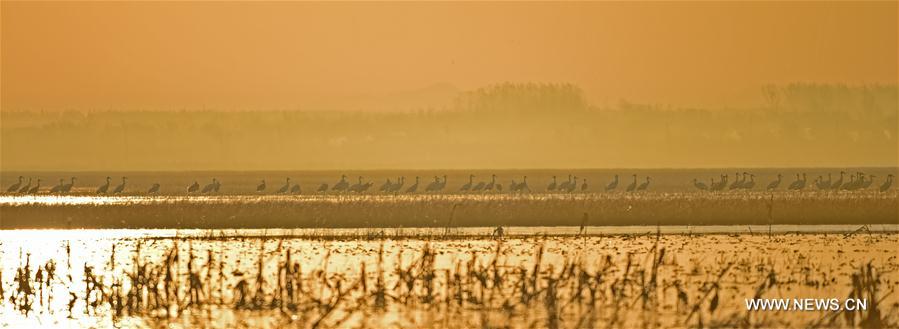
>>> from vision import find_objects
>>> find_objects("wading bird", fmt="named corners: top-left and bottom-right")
top-left (49, 179), bottom-right (65, 193)
top-left (729, 172), bottom-right (743, 190)
top-left (425, 176), bottom-right (441, 192)
top-left (546, 176), bottom-right (558, 192)
top-left (187, 181), bottom-right (200, 193)
top-left (6, 176), bottom-right (23, 193)
top-left (742, 174), bottom-right (755, 190)
top-left (202, 178), bottom-right (219, 193)
top-left (880, 175), bottom-right (893, 192)
top-left (276, 178), bottom-right (291, 194)
top-left (379, 178), bottom-right (393, 192)
top-left (831, 171), bottom-right (845, 190)
top-left (112, 177), bottom-right (127, 194)
top-left (517, 176), bottom-right (530, 192)
top-left (290, 182), bottom-right (301, 194)
top-left (767, 174), bottom-right (782, 191)
top-left (605, 175), bottom-right (619, 192)
top-left (17, 178), bottom-right (32, 194)
top-left (27, 179), bottom-right (41, 194)
top-left (148, 183), bottom-right (161, 194)
top-left (636, 176), bottom-right (651, 191)
top-left (460, 175), bottom-right (474, 192)
top-left (256, 180), bottom-right (267, 193)
top-left (862, 175), bottom-right (875, 189)
top-left (317, 183), bottom-right (329, 193)
top-left (61, 177), bottom-right (76, 193)
top-left (332, 175), bottom-right (349, 192)
top-left (405, 176), bottom-right (420, 194)
top-left (558, 175), bottom-right (572, 192)
top-left (96, 177), bottom-right (111, 194)
top-left (580, 178), bottom-right (588, 192)
top-left (485, 175), bottom-right (497, 192)
top-left (389, 177), bottom-right (405, 193)
top-left (626, 175), bottom-right (638, 192)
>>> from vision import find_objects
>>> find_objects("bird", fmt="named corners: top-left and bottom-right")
top-left (317, 183), bottom-right (329, 193)
top-left (6, 176), bottom-right (23, 193)
top-left (517, 176), bottom-right (530, 192)
top-left (290, 183), bottom-right (301, 194)
top-left (626, 175), bottom-right (638, 192)
top-left (61, 177), bottom-right (76, 193)
top-left (788, 174), bottom-right (802, 190)
top-left (49, 179), bottom-right (65, 193)
top-left (729, 172), bottom-right (743, 190)
top-left (148, 183), bottom-right (161, 194)
top-left (712, 175), bottom-right (728, 191)
top-left (379, 178), bottom-right (393, 192)
top-left (349, 176), bottom-right (364, 193)
top-left (332, 175), bottom-right (349, 192)
top-left (636, 176), bottom-right (651, 191)
top-left (460, 175), bottom-right (474, 192)
top-left (425, 176), bottom-right (441, 192)
top-left (831, 171), bottom-right (845, 190)
top-left (202, 178), bottom-right (219, 193)
top-left (742, 174), bottom-right (755, 190)
top-left (879, 175), bottom-right (893, 192)
top-left (390, 177), bottom-right (405, 193)
top-left (214, 179), bottom-right (221, 193)
top-left (112, 177), bottom-right (127, 194)
top-left (564, 176), bottom-right (578, 193)
top-left (546, 176), bottom-right (558, 192)
top-left (436, 175), bottom-right (447, 192)
top-left (276, 178), bottom-right (291, 194)
top-left (823, 174), bottom-right (833, 190)
top-left (605, 175), bottom-right (619, 192)
top-left (862, 175), bottom-right (875, 189)
top-left (558, 175), bottom-right (572, 192)
top-left (485, 174), bottom-right (497, 192)
top-left (767, 174), bottom-right (782, 191)
top-left (814, 176), bottom-right (826, 190)
top-left (405, 176), bottom-right (420, 194)
top-left (693, 178), bottom-right (708, 191)
top-left (96, 177), bottom-right (111, 194)
top-left (359, 180), bottom-right (373, 193)
top-left (187, 181), bottom-right (200, 193)
top-left (256, 180), bottom-right (267, 193)
top-left (580, 178), bottom-right (588, 192)
top-left (27, 179), bottom-right (41, 194)
top-left (841, 174), bottom-right (856, 190)
top-left (17, 178), bottom-right (32, 194)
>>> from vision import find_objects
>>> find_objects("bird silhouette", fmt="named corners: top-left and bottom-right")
top-left (276, 178), bottom-right (291, 194)
top-left (626, 175), bottom-right (638, 192)
top-left (148, 183), bottom-right (161, 194)
top-left (317, 183), bottom-right (329, 193)
top-left (390, 177), bottom-right (405, 193)
top-left (17, 178), bottom-right (32, 194)
top-left (862, 175), bottom-right (875, 189)
top-left (460, 175), bottom-right (474, 192)
top-left (485, 174), bottom-right (497, 192)
top-left (580, 179), bottom-right (588, 192)
top-left (636, 176), bottom-right (651, 191)
top-left (517, 176), bottom-right (530, 192)
top-left (256, 180), bottom-right (267, 193)
top-left (558, 175), bottom-right (572, 192)
top-left (111, 177), bottom-right (127, 194)
top-left (605, 175), bottom-right (619, 192)
top-left (187, 181), bottom-right (200, 193)
top-left (405, 176), bottom-right (420, 193)
top-left (6, 176), bottom-right (23, 193)
top-left (379, 178), bottom-right (393, 192)
top-left (766, 174), bottom-right (782, 191)
top-left (349, 176), bottom-right (364, 193)
top-left (882, 175), bottom-right (894, 190)
top-left (61, 177), bottom-right (76, 193)
top-left (49, 179), bottom-right (65, 193)
top-left (425, 176), bottom-right (441, 192)
top-left (202, 178), bottom-right (219, 193)
top-left (472, 178), bottom-right (486, 192)
top-left (742, 174), bottom-right (755, 190)
top-left (436, 175), bottom-right (447, 192)
top-left (831, 171), bottom-right (845, 190)
top-left (332, 175), bottom-right (349, 192)
top-left (96, 177), bottom-right (111, 194)
top-left (290, 183), bottom-right (301, 194)
top-left (546, 176), bottom-right (558, 192)
top-left (729, 172), bottom-right (743, 190)
top-left (27, 179), bottom-right (41, 194)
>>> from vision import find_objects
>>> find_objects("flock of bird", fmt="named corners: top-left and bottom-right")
top-left (692, 171), bottom-right (894, 192)
top-left (3, 171), bottom-right (894, 195)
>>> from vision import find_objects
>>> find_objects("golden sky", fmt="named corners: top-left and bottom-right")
top-left (2, 1), bottom-right (896, 111)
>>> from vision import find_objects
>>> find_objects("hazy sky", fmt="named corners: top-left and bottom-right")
top-left (2, 1), bottom-right (896, 111)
